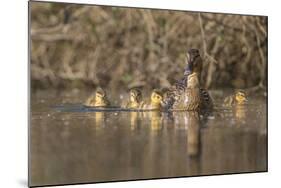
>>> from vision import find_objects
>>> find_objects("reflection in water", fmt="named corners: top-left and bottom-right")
top-left (130, 112), bottom-right (138, 131)
top-left (186, 112), bottom-right (200, 157)
top-left (149, 111), bottom-right (163, 131)
top-left (30, 92), bottom-right (267, 187)
top-left (95, 112), bottom-right (106, 130)
top-left (171, 111), bottom-right (201, 157)
top-left (235, 106), bottom-right (246, 123)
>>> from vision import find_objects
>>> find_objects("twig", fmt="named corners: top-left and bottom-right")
top-left (198, 13), bottom-right (207, 56)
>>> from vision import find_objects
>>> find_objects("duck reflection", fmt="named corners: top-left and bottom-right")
top-left (60, 113), bottom-right (72, 140)
top-left (186, 111), bottom-right (200, 157)
top-left (130, 111), bottom-right (140, 131)
top-left (94, 111), bottom-right (106, 130)
top-left (171, 111), bottom-right (201, 157)
top-left (235, 106), bottom-right (246, 123)
top-left (149, 111), bottom-right (163, 131)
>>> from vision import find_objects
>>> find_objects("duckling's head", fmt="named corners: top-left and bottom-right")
top-left (187, 72), bottom-right (200, 89)
top-left (184, 49), bottom-right (202, 76)
top-left (235, 91), bottom-right (247, 104)
top-left (151, 89), bottom-right (164, 107)
top-left (129, 88), bottom-right (142, 102)
top-left (95, 87), bottom-right (106, 102)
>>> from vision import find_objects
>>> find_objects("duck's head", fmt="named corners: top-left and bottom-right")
top-left (235, 91), bottom-right (247, 104)
top-left (187, 72), bottom-right (200, 89)
top-left (129, 88), bottom-right (142, 102)
top-left (95, 87), bottom-right (107, 102)
top-left (184, 49), bottom-right (202, 76)
top-left (151, 89), bottom-right (164, 107)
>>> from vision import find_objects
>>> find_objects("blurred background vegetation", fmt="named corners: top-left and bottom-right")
top-left (30, 2), bottom-right (267, 92)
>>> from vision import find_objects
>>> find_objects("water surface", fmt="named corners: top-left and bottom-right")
top-left (30, 90), bottom-right (267, 187)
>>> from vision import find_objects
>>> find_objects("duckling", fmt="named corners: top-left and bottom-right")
top-left (84, 87), bottom-right (110, 107)
top-left (223, 90), bottom-right (248, 107)
top-left (141, 89), bottom-right (164, 110)
top-left (124, 88), bottom-right (143, 109)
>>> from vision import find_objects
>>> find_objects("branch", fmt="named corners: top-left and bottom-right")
top-left (198, 13), bottom-right (207, 55)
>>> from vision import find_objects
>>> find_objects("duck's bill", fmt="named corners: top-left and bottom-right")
top-left (184, 69), bottom-right (192, 76)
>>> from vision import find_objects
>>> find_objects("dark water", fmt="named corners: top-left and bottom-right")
top-left (29, 90), bottom-right (267, 187)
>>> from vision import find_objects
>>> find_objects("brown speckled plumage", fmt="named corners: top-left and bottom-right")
top-left (163, 49), bottom-right (213, 111)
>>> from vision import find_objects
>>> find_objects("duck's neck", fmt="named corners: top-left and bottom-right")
top-left (187, 75), bottom-right (200, 89)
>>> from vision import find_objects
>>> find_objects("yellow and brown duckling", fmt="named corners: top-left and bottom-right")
top-left (124, 88), bottom-right (143, 109)
top-left (141, 89), bottom-right (164, 110)
top-left (223, 90), bottom-right (248, 107)
top-left (84, 87), bottom-right (110, 107)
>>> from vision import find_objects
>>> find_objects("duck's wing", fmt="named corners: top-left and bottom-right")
top-left (163, 82), bottom-right (186, 110)
top-left (140, 100), bottom-right (149, 109)
top-left (162, 90), bottom-right (176, 110)
top-left (84, 95), bottom-right (95, 107)
top-left (184, 88), bottom-right (201, 111)
top-left (200, 88), bottom-right (213, 109)
top-left (125, 101), bottom-right (139, 109)
top-left (105, 98), bottom-right (111, 106)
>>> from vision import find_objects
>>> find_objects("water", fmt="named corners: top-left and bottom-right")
top-left (29, 90), bottom-right (267, 187)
